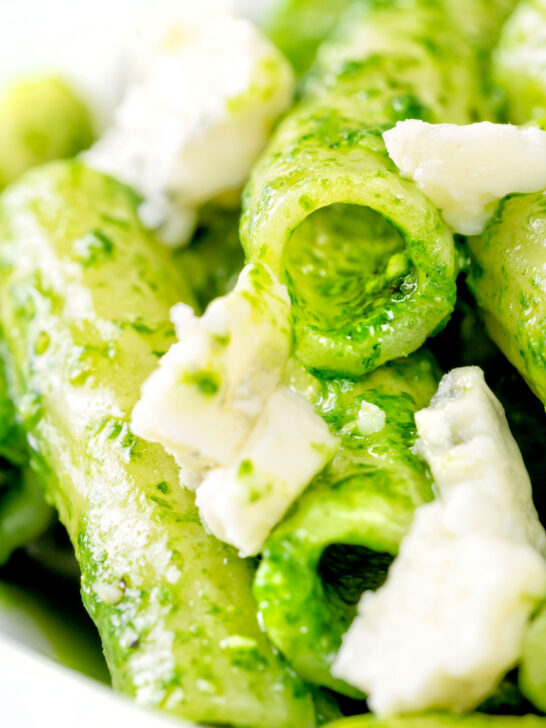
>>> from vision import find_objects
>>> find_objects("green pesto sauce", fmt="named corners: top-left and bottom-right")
top-left (238, 460), bottom-right (254, 477)
top-left (254, 351), bottom-right (439, 695)
top-left (0, 161), bottom-right (315, 728)
top-left (73, 230), bottom-right (115, 267)
top-left (183, 370), bottom-right (221, 396)
top-left (468, 190), bottom-right (546, 407)
top-left (284, 203), bottom-right (415, 345)
top-left (242, 0), bottom-right (487, 377)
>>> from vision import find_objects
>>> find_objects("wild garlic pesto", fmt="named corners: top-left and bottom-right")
top-left (468, 191), bottom-right (546, 407)
top-left (1, 0), bottom-right (545, 725)
top-left (253, 350), bottom-right (439, 694)
top-left (242, 0), bottom-right (514, 378)
top-left (0, 161), bottom-right (315, 728)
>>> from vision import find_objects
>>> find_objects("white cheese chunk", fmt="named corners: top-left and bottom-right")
top-left (415, 367), bottom-right (546, 554)
top-left (383, 120), bottom-right (546, 235)
top-left (131, 263), bottom-right (292, 486)
top-left (196, 386), bottom-right (338, 557)
top-left (333, 496), bottom-right (546, 715)
top-left (357, 401), bottom-right (386, 436)
top-left (0, 0), bottom-right (275, 128)
top-left (84, 6), bottom-right (294, 246)
top-left (332, 366), bottom-right (546, 715)
top-left (132, 260), bottom-right (338, 552)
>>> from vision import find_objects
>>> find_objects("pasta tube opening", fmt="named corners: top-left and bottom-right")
top-left (241, 0), bottom-right (512, 377)
top-left (283, 201), bottom-right (433, 376)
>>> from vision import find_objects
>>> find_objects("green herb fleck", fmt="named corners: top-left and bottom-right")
top-left (185, 371), bottom-right (221, 396)
top-left (238, 460), bottom-right (254, 477)
top-left (74, 230), bottom-right (115, 266)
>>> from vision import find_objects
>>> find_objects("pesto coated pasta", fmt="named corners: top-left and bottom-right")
top-left (0, 161), bottom-right (315, 728)
top-left (468, 0), bottom-right (546, 406)
top-left (242, 0), bottom-right (512, 378)
top-left (468, 192), bottom-right (546, 406)
top-left (0, 76), bottom-right (96, 565)
top-left (0, 1), bottom-right (545, 727)
top-left (254, 351), bottom-right (438, 694)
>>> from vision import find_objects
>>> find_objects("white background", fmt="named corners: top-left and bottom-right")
top-left (0, 0), bottom-right (278, 124)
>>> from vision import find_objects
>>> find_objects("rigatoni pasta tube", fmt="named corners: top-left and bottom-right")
top-left (468, 192), bottom-right (546, 407)
top-left (469, 2), bottom-right (546, 406)
top-left (242, 0), bottom-right (512, 378)
top-left (253, 351), bottom-right (439, 694)
top-left (0, 161), bottom-right (316, 728)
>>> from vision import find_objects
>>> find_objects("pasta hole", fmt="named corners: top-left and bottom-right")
top-left (284, 204), bottom-right (414, 334)
top-left (318, 543), bottom-right (393, 608)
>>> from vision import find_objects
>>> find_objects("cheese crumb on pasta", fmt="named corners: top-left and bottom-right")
top-left (85, 6), bottom-right (294, 246)
top-left (383, 120), bottom-right (546, 235)
top-left (333, 367), bottom-right (546, 714)
top-left (132, 264), bottom-right (337, 555)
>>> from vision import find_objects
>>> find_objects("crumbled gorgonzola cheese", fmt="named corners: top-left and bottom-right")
top-left (357, 401), bottom-right (386, 436)
top-left (383, 120), bottom-right (546, 235)
top-left (132, 264), bottom-right (338, 552)
top-left (332, 367), bottom-right (546, 714)
top-left (85, 5), bottom-right (294, 245)
top-left (131, 263), bottom-right (292, 486)
top-left (197, 386), bottom-right (337, 556)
